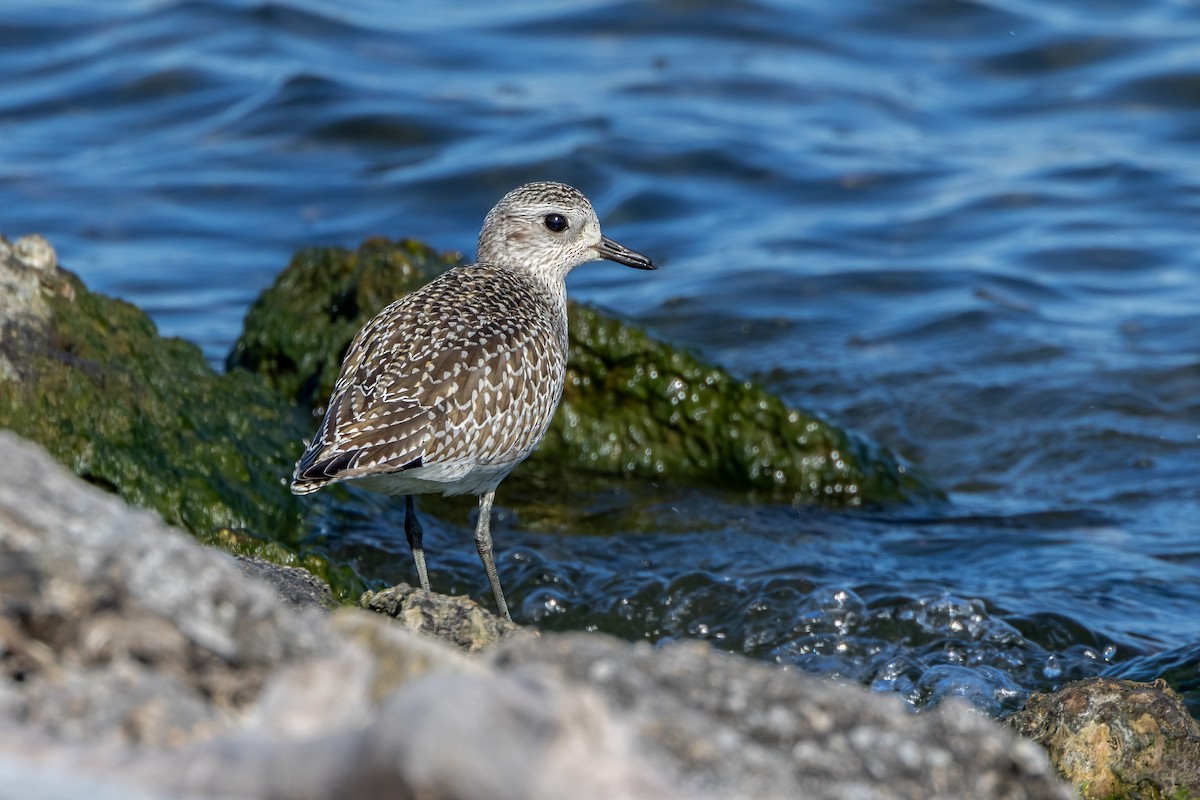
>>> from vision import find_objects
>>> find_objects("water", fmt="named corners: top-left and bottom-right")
top-left (3, 0), bottom-right (1198, 716)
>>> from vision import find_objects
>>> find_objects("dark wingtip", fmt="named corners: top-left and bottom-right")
top-left (293, 449), bottom-right (356, 487)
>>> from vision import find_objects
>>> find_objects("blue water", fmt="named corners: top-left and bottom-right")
top-left (3, 0), bottom-right (1198, 715)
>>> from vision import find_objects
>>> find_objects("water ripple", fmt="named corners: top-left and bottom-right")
top-left (2, 0), bottom-right (1198, 714)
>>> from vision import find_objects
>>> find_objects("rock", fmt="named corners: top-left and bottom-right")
top-left (206, 527), bottom-right (364, 601)
top-left (492, 634), bottom-right (1075, 800)
top-left (0, 430), bottom-right (329, 746)
top-left (0, 232), bottom-right (360, 597)
top-left (235, 555), bottom-right (337, 611)
top-left (0, 430), bottom-right (674, 799)
top-left (0, 232), bottom-right (303, 539)
top-left (0, 757), bottom-right (185, 800)
top-left (0, 234), bottom-right (59, 319)
top-left (0, 234), bottom-right (64, 382)
top-left (1006, 677), bottom-right (1200, 799)
top-left (1106, 641), bottom-right (1200, 719)
top-left (361, 583), bottom-right (524, 652)
top-left (0, 428), bottom-right (1069, 799)
top-left (228, 238), bottom-right (938, 507)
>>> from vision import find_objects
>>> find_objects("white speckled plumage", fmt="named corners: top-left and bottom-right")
top-left (291, 181), bottom-right (655, 620)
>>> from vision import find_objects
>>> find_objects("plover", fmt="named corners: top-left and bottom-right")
top-left (291, 181), bottom-right (655, 620)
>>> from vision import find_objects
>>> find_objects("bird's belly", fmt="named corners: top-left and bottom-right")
top-left (354, 459), bottom-right (521, 498)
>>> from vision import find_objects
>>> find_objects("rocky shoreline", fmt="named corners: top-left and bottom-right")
top-left (2, 233), bottom-right (1198, 798)
top-left (0, 430), bottom-right (1069, 799)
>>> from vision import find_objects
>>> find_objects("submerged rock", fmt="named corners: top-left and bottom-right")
top-left (1007, 677), bottom-right (1200, 800)
top-left (229, 238), bottom-right (937, 506)
top-left (0, 429), bottom-right (1068, 800)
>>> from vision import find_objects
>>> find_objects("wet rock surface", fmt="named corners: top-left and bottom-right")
top-left (0, 234), bottom-right (308, 545)
top-left (0, 429), bottom-right (1072, 799)
top-left (1007, 677), bottom-right (1200, 800)
top-left (235, 555), bottom-right (337, 611)
top-left (361, 583), bottom-right (524, 652)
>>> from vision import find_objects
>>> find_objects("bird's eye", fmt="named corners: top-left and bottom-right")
top-left (543, 213), bottom-right (568, 233)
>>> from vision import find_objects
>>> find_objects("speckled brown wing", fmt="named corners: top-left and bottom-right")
top-left (291, 265), bottom-right (567, 493)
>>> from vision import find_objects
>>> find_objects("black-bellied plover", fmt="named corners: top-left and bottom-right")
top-left (291, 182), bottom-right (655, 620)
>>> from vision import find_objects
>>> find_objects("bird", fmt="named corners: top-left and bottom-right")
top-left (290, 181), bottom-right (655, 620)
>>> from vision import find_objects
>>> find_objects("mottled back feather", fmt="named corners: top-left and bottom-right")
top-left (292, 264), bottom-right (567, 492)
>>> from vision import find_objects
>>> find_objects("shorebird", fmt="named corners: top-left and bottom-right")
top-left (291, 181), bottom-right (655, 620)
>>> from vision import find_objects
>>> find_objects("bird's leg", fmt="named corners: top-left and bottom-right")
top-left (404, 495), bottom-right (430, 591)
top-left (474, 491), bottom-right (510, 620)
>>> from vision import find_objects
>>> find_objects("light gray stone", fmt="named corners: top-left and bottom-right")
top-left (491, 633), bottom-right (1075, 800)
top-left (0, 429), bottom-right (1076, 799)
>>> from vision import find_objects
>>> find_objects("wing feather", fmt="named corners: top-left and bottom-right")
top-left (291, 265), bottom-right (567, 493)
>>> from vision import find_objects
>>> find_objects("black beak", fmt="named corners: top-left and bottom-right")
top-left (595, 235), bottom-right (656, 270)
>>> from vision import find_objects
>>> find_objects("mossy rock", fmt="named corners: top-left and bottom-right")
top-left (229, 238), bottom-right (936, 506)
top-left (0, 234), bottom-right (363, 598)
top-left (203, 527), bottom-right (362, 600)
top-left (228, 237), bottom-right (458, 408)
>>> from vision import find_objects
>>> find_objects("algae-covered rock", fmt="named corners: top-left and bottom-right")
top-left (228, 237), bottom-right (460, 410)
top-left (234, 555), bottom-right (337, 612)
top-left (0, 235), bottom-right (312, 555)
top-left (230, 238), bottom-right (934, 505)
top-left (548, 303), bottom-right (926, 504)
top-left (1007, 677), bottom-right (1200, 800)
top-left (0, 235), bottom-right (367, 597)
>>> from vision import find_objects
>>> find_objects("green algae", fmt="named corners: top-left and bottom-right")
top-left (549, 304), bottom-right (927, 504)
top-left (202, 527), bottom-right (365, 600)
top-left (229, 238), bottom-right (937, 506)
top-left (0, 268), bottom-right (302, 536)
top-left (0, 262), bottom-right (362, 599)
top-left (228, 237), bottom-right (460, 412)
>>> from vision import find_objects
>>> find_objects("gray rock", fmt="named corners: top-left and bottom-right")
top-left (0, 756), bottom-right (185, 800)
top-left (0, 430), bottom-right (676, 799)
top-left (0, 234), bottom-right (58, 323)
top-left (0, 234), bottom-right (64, 383)
top-left (235, 554), bottom-right (336, 611)
top-left (361, 582), bottom-right (523, 652)
top-left (0, 430), bottom-right (1073, 799)
top-left (492, 634), bottom-right (1075, 800)
top-left (0, 431), bottom-right (327, 746)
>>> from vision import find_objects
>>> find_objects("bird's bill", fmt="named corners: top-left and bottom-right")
top-left (595, 235), bottom-right (656, 270)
